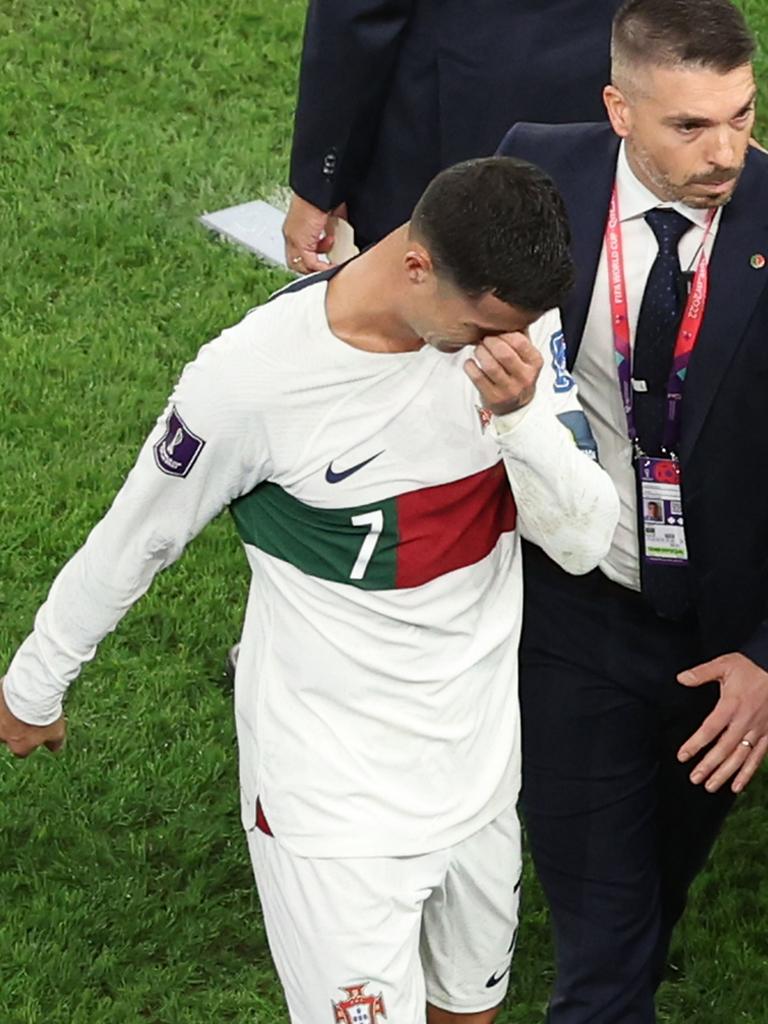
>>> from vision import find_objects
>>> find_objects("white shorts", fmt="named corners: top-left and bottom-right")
top-left (246, 802), bottom-right (521, 1024)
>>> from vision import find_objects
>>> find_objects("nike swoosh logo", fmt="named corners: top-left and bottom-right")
top-left (325, 450), bottom-right (384, 484)
top-left (485, 965), bottom-right (511, 989)
top-left (485, 925), bottom-right (518, 988)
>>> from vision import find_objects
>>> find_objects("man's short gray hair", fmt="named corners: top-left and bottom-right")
top-left (611, 0), bottom-right (755, 91)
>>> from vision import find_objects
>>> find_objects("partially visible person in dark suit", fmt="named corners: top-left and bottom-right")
top-left (283, 0), bottom-right (623, 271)
top-left (498, 1), bottom-right (768, 1021)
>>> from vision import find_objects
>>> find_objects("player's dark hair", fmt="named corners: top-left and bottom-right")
top-left (612, 0), bottom-right (755, 75)
top-left (409, 156), bottom-right (574, 313)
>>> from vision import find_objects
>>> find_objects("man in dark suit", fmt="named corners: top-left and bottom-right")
top-left (283, 0), bottom-right (622, 271)
top-left (498, 0), bottom-right (768, 1021)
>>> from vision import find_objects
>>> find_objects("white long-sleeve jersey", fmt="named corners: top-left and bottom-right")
top-left (4, 276), bottom-right (619, 857)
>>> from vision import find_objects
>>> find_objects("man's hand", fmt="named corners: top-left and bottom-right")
top-left (282, 193), bottom-right (348, 274)
top-left (677, 653), bottom-right (768, 793)
top-left (464, 333), bottom-right (543, 416)
top-left (0, 678), bottom-right (66, 758)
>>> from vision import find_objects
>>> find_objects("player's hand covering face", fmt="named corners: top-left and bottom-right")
top-left (464, 331), bottom-right (543, 416)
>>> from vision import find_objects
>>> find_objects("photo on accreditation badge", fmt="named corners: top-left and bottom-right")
top-left (644, 499), bottom-right (664, 523)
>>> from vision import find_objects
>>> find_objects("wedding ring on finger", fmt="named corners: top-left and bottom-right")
top-left (740, 737), bottom-right (755, 749)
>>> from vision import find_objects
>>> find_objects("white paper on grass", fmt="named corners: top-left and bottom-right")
top-left (199, 200), bottom-right (289, 269)
top-left (199, 199), bottom-right (359, 272)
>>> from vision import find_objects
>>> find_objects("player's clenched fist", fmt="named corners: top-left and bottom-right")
top-left (0, 679), bottom-right (66, 758)
top-left (464, 332), bottom-right (543, 416)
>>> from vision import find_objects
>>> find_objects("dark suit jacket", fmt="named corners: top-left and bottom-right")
top-left (498, 121), bottom-right (768, 667)
top-left (289, 0), bottom-right (621, 246)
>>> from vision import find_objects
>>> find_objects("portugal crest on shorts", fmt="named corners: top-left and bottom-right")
top-left (332, 982), bottom-right (387, 1024)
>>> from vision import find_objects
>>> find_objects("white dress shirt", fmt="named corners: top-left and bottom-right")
top-left (574, 142), bottom-right (721, 590)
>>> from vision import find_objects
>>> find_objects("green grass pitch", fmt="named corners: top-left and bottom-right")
top-left (2, 1), bottom-right (768, 1021)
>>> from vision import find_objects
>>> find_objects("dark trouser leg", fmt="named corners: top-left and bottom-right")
top-left (651, 698), bottom-right (736, 985)
top-left (519, 547), bottom-right (733, 1024)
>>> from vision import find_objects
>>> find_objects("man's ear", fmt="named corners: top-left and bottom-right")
top-left (404, 243), bottom-right (434, 284)
top-left (603, 84), bottom-right (632, 139)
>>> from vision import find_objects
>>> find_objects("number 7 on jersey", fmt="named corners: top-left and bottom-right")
top-left (350, 510), bottom-right (384, 580)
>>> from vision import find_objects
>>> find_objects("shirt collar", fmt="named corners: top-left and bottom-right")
top-left (616, 141), bottom-right (714, 230)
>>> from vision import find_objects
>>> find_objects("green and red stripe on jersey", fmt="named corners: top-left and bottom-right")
top-left (230, 461), bottom-right (516, 590)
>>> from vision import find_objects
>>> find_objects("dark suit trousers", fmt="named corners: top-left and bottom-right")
top-left (519, 544), bottom-right (736, 1024)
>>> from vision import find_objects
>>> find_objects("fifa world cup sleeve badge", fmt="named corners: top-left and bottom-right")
top-left (153, 406), bottom-right (206, 478)
top-left (332, 983), bottom-right (387, 1024)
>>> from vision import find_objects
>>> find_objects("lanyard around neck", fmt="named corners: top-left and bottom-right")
top-left (605, 186), bottom-right (716, 454)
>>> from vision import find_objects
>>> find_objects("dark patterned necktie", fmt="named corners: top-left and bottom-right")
top-left (632, 208), bottom-right (693, 456)
top-left (634, 209), bottom-right (694, 619)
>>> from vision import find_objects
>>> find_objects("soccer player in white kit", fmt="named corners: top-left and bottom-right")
top-left (1, 158), bottom-right (619, 1024)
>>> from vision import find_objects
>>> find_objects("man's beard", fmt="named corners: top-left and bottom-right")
top-left (628, 139), bottom-right (743, 209)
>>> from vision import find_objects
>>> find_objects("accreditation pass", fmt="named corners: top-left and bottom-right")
top-left (638, 457), bottom-right (689, 565)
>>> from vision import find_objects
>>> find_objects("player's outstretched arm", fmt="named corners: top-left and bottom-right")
top-left (2, 323), bottom-right (269, 733)
top-left (0, 679), bottom-right (66, 758)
